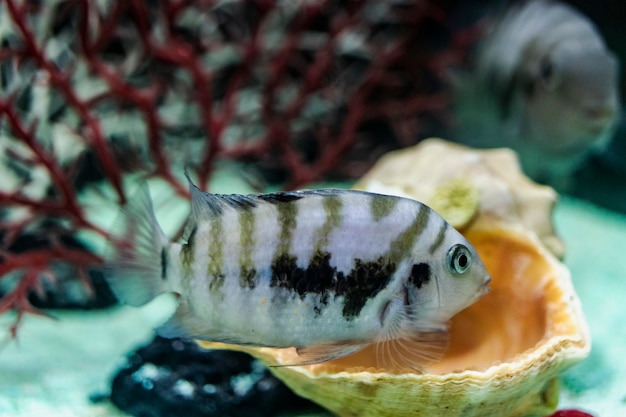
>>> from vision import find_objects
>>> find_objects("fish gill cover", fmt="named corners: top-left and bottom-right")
top-left (0, 0), bottom-right (473, 336)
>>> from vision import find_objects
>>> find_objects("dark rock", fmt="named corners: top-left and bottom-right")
top-left (108, 336), bottom-right (320, 417)
top-left (0, 230), bottom-right (118, 310)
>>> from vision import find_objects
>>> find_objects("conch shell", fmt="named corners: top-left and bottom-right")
top-left (199, 139), bottom-right (590, 417)
top-left (355, 137), bottom-right (566, 258)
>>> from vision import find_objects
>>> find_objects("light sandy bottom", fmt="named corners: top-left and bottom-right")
top-left (0, 196), bottom-right (624, 417)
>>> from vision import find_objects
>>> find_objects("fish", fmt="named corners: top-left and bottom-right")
top-left (105, 173), bottom-right (491, 368)
top-left (452, 0), bottom-right (620, 189)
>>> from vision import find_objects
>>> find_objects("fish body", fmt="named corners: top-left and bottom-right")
top-left (106, 175), bottom-right (490, 366)
top-left (453, 0), bottom-right (620, 188)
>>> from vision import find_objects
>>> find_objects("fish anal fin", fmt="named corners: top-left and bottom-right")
top-left (157, 299), bottom-right (256, 346)
top-left (156, 299), bottom-right (208, 340)
top-left (274, 341), bottom-right (368, 367)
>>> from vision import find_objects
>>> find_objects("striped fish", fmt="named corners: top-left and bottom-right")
top-left (105, 174), bottom-right (490, 367)
top-left (453, 0), bottom-right (619, 188)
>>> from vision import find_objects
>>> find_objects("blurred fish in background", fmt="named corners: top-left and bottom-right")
top-left (451, 0), bottom-right (621, 190)
top-left (563, 0), bottom-right (626, 212)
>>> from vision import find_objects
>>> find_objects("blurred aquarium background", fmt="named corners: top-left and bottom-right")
top-left (0, 0), bottom-right (625, 416)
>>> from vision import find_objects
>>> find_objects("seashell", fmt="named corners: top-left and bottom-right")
top-left (354, 137), bottom-right (565, 258)
top-left (198, 138), bottom-right (590, 416)
top-left (199, 225), bottom-right (589, 417)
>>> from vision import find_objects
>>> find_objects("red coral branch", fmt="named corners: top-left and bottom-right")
top-left (125, 0), bottom-right (221, 188)
top-left (0, 244), bottom-right (100, 337)
top-left (1, 101), bottom-right (84, 220)
top-left (0, 268), bottom-right (52, 339)
top-left (5, 0), bottom-right (127, 204)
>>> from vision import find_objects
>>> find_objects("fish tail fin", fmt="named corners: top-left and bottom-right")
top-left (105, 184), bottom-right (171, 307)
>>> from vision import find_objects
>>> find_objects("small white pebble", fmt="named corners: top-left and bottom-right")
top-left (141, 379), bottom-right (154, 390)
top-left (231, 374), bottom-right (255, 396)
top-left (132, 363), bottom-right (162, 382)
top-left (173, 379), bottom-right (196, 399)
top-left (203, 384), bottom-right (218, 394)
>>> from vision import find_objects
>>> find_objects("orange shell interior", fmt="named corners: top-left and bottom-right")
top-left (200, 227), bottom-right (579, 375)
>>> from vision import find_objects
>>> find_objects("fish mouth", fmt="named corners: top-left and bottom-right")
top-left (479, 276), bottom-right (492, 297)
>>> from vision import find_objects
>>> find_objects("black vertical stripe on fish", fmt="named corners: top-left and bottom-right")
top-left (180, 225), bottom-right (197, 273)
top-left (340, 258), bottom-right (395, 320)
top-left (270, 252), bottom-right (335, 309)
top-left (240, 268), bottom-right (257, 289)
top-left (160, 248), bottom-right (168, 280)
top-left (270, 251), bottom-right (395, 320)
top-left (207, 217), bottom-right (226, 292)
top-left (274, 198), bottom-right (298, 258)
top-left (239, 209), bottom-right (257, 288)
top-left (317, 195), bottom-right (343, 252)
top-left (301, 252), bottom-right (337, 298)
top-left (408, 263), bottom-right (431, 289)
top-left (370, 196), bottom-right (398, 222)
top-left (428, 221), bottom-right (448, 255)
top-left (209, 273), bottom-right (226, 292)
top-left (388, 204), bottom-right (430, 264)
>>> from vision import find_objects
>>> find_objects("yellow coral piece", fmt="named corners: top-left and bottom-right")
top-left (428, 178), bottom-right (479, 229)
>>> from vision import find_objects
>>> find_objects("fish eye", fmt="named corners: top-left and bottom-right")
top-left (540, 60), bottom-right (553, 80)
top-left (538, 59), bottom-right (558, 90)
top-left (447, 244), bottom-right (472, 275)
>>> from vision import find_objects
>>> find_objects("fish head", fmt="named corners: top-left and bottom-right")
top-left (523, 41), bottom-right (620, 153)
top-left (405, 228), bottom-right (490, 326)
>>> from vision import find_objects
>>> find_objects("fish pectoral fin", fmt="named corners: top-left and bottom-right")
top-left (373, 329), bottom-right (450, 372)
top-left (274, 341), bottom-right (368, 367)
top-left (403, 329), bottom-right (449, 364)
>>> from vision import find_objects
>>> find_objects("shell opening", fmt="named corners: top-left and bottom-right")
top-left (246, 228), bottom-right (582, 376)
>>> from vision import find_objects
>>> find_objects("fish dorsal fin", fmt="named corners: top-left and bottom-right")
top-left (258, 188), bottom-right (354, 203)
top-left (256, 192), bottom-right (304, 203)
top-left (185, 170), bottom-right (358, 222)
top-left (274, 341), bottom-right (368, 367)
top-left (185, 169), bottom-right (258, 221)
top-left (185, 171), bottom-right (346, 220)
